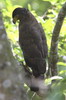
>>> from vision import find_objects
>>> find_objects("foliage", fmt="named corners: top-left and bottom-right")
top-left (0, 0), bottom-right (66, 100)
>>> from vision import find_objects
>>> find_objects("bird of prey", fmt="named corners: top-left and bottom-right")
top-left (12, 7), bottom-right (48, 79)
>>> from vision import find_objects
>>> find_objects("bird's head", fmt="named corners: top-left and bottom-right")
top-left (12, 7), bottom-right (29, 24)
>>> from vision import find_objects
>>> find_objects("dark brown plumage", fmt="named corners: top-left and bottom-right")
top-left (12, 7), bottom-right (48, 78)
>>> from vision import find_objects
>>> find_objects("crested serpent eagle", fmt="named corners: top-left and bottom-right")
top-left (12, 7), bottom-right (48, 78)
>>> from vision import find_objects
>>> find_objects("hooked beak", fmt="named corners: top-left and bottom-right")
top-left (12, 14), bottom-right (19, 24)
top-left (12, 17), bottom-right (17, 24)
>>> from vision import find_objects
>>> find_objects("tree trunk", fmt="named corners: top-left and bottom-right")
top-left (0, 11), bottom-right (29, 100)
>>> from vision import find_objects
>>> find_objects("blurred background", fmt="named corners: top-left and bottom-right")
top-left (0, 0), bottom-right (66, 100)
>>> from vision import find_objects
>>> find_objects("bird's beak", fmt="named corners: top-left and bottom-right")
top-left (12, 17), bottom-right (17, 24)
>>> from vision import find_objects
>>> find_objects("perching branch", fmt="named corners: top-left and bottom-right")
top-left (49, 2), bottom-right (66, 76)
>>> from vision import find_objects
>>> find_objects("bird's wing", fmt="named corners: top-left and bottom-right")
top-left (30, 24), bottom-right (48, 59)
top-left (19, 23), bottom-right (48, 77)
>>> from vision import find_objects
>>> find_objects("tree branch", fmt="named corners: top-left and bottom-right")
top-left (49, 2), bottom-right (66, 76)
